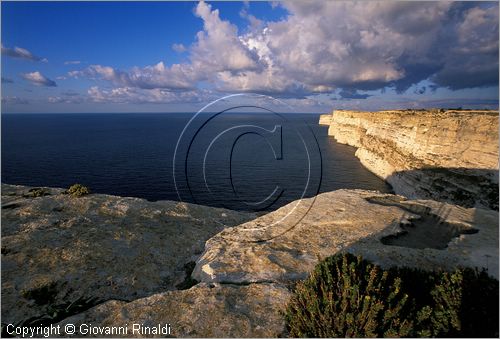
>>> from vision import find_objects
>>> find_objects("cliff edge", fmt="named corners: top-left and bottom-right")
top-left (323, 109), bottom-right (499, 210)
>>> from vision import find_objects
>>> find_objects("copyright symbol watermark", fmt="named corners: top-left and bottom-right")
top-left (64, 323), bottom-right (75, 335)
top-left (173, 93), bottom-right (322, 239)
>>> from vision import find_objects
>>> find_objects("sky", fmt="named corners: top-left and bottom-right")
top-left (1, 1), bottom-right (499, 113)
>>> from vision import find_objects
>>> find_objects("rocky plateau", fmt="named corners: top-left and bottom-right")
top-left (2, 183), bottom-right (498, 337)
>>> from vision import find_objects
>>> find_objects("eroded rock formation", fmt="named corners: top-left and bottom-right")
top-left (322, 109), bottom-right (499, 210)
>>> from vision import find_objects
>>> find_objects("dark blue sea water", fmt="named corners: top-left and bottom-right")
top-left (1, 113), bottom-right (392, 211)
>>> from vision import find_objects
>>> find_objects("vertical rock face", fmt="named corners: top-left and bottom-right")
top-left (319, 114), bottom-right (332, 125)
top-left (324, 110), bottom-right (499, 210)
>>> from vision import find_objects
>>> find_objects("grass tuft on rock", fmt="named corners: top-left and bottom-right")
top-left (66, 184), bottom-right (90, 197)
top-left (284, 252), bottom-right (498, 338)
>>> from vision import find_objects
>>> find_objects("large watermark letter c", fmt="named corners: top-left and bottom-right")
top-left (203, 124), bottom-right (283, 210)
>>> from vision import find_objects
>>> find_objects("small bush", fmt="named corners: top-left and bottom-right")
top-left (285, 253), bottom-right (414, 337)
top-left (66, 184), bottom-right (90, 197)
top-left (26, 188), bottom-right (49, 198)
top-left (284, 253), bottom-right (498, 337)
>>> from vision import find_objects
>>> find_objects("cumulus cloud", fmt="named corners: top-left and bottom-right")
top-left (1, 77), bottom-right (14, 84)
top-left (431, 5), bottom-right (499, 89)
top-left (65, 1), bottom-right (499, 103)
top-left (48, 96), bottom-right (74, 104)
top-left (1, 45), bottom-right (48, 62)
top-left (69, 1), bottom-right (261, 92)
top-left (187, 1), bottom-right (498, 95)
top-left (21, 71), bottom-right (57, 87)
top-left (190, 1), bottom-right (262, 75)
top-left (47, 90), bottom-right (85, 104)
top-left (86, 86), bottom-right (213, 104)
top-left (69, 62), bottom-right (195, 90)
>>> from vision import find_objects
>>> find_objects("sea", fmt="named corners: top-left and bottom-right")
top-left (1, 113), bottom-right (392, 212)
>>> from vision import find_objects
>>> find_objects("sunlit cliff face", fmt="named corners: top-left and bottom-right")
top-left (327, 109), bottom-right (499, 209)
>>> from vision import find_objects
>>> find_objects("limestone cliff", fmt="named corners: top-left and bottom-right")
top-left (318, 113), bottom-right (332, 125)
top-left (323, 109), bottom-right (499, 210)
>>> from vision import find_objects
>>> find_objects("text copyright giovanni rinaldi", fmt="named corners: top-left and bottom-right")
top-left (5, 323), bottom-right (172, 337)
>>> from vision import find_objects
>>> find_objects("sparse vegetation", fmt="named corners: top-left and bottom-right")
top-left (25, 188), bottom-right (49, 198)
top-left (66, 184), bottom-right (90, 197)
top-left (284, 253), bottom-right (498, 337)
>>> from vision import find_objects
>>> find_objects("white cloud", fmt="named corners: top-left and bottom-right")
top-left (193, 1), bottom-right (498, 94)
top-left (220, 1), bottom-right (447, 94)
top-left (189, 1), bottom-right (262, 75)
top-left (172, 43), bottom-right (186, 53)
top-left (21, 71), bottom-right (57, 87)
top-left (2, 96), bottom-right (29, 104)
top-left (69, 62), bottom-right (195, 90)
top-left (86, 86), bottom-right (212, 104)
top-left (64, 60), bottom-right (81, 65)
top-left (1, 44), bottom-right (48, 62)
top-left (65, 1), bottom-right (499, 103)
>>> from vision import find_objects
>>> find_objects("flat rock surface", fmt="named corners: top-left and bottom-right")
top-left (193, 189), bottom-right (499, 285)
top-left (1, 184), bottom-right (255, 325)
top-left (55, 282), bottom-right (290, 338)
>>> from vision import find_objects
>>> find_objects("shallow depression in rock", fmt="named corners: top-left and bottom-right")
top-left (381, 217), bottom-right (479, 250)
top-left (365, 196), bottom-right (481, 250)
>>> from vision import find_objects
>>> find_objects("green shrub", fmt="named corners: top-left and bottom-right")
top-left (66, 184), bottom-right (90, 197)
top-left (285, 253), bottom-right (414, 337)
top-left (26, 188), bottom-right (49, 198)
top-left (284, 253), bottom-right (498, 338)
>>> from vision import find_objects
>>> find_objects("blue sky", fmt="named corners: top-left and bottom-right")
top-left (1, 1), bottom-right (498, 113)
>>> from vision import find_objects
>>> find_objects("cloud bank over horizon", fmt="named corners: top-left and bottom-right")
top-left (1, 1), bottom-right (498, 112)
